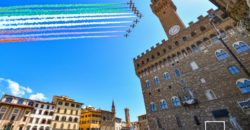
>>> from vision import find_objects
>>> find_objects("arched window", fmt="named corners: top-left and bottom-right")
top-left (45, 127), bottom-right (50, 130)
top-left (145, 80), bottom-right (150, 88)
top-left (150, 102), bottom-right (156, 112)
top-left (32, 126), bottom-right (38, 130)
top-left (215, 49), bottom-right (229, 61)
top-left (228, 66), bottom-right (240, 75)
top-left (27, 126), bottom-right (31, 130)
top-left (43, 111), bottom-right (48, 115)
top-left (233, 41), bottom-right (250, 53)
top-left (55, 116), bottom-right (59, 121)
top-left (47, 119), bottom-right (51, 124)
top-left (68, 124), bottom-right (71, 129)
top-left (68, 117), bottom-right (73, 122)
top-left (39, 126), bottom-right (44, 130)
top-left (53, 123), bottom-right (56, 128)
top-left (154, 76), bottom-right (160, 86)
top-left (236, 79), bottom-right (250, 94)
top-left (74, 118), bottom-right (78, 122)
top-left (163, 72), bottom-right (170, 80)
top-left (172, 96), bottom-right (181, 107)
top-left (160, 99), bottom-right (168, 110)
top-left (61, 116), bottom-right (66, 121)
top-left (175, 69), bottom-right (181, 77)
top-left (49, 112), bottom-right (54, 116)
top-left (41, 119), bottom-right (46, 124)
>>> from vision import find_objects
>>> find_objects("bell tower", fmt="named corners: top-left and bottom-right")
top-left (112, 100), bottom-right (116, 115)
top-left (151, 0), bottom-right (186, 39)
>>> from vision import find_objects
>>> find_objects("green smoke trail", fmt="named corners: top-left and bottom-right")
top-left (0, 3), bottom-right (126, 10)
top-left (0, 7), bottom-right (128, 13)
top-left (0, 9), bottom-right (129, 16)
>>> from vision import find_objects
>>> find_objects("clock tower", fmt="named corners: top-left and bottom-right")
top-left (151, 0), bottom-right (186, 39)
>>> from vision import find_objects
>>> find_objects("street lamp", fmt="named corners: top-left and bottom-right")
top-left (209, 14), bottom-right (250, 77)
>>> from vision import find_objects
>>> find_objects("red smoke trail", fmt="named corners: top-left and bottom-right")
top-left (0, 38), bottom-right (39, 43)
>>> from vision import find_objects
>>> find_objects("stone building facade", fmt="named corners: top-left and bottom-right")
top-left (51, 96), bottom-right (82, 130)
top-left (0, 94), bottom-right (34, 130)
top-left (210, 0), bottom-right (250, 31)
top-left (100, 110), bottom-right (115, 130)
top-left (138, 114), bottom-right (149, 130)
top-left (27, 101), bottom-right (55, 130)
top-left (133, 0), bottom-right (250, 129)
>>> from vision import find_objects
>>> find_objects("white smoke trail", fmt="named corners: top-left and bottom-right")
top-left (11, 35), bottom-right (122, 42)
top-left (0, 21), bottom-right (132, 29)
top-left (0, 15), bottom-right (136, 25)
top-left (0, 26), bottom-right (128, 34)
top-left (0, 31), bottom-right (124, 38)
top-left (0, 13), bottom-right (133, 21)
top-left (41, 35), bottom-right (122, 40)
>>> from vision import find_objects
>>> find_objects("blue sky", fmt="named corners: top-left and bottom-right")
top-left (0, 0), bottom-right (216, 121)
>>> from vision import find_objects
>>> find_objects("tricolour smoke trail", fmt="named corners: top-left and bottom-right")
top-left (0, 13), bottom-right (133, 21)
top-left (0, 21), bottom-right (132, 29)
top-left (0, 31), bottom-right (124, 38)
top-left (0, 26), bottom-right (128, 34)
top-left (0, 15), bottom-right (136, 25)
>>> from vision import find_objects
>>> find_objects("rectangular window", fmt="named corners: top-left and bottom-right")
top-left (25, 111), bottom-right (30, 115)
top-left (29, 117), bottom-right (33, 123)
top-left (32, 110), bottom-right (36, 114)
top-left (23, 116), bottom-right (27, 122)
top-left (190, 61), bottom-right (199, 70)
top-left (39, 110), bottom-right (42, 115)
top-left (36, 118), bottom-right (39, 124)
top-left (0, 113), bottom-right (4, 120)
top-left (0, 107), bottom-right (7, 113)
top-left (205, 90), bottom-right (217, 100)
top-left (10, 115), bottom-right (16, 121)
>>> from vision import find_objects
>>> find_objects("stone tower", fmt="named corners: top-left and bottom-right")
top-left (150, 0), bottom-right (186, 39)
top-left (125, 108), bottom-right (131, 128)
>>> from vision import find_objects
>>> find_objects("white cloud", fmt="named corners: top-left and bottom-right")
top-left (3, 79), bottom-right (32, 97)
top-left (21, 86), bottom-right (33, 93)
top-left (0, 78), bottom-right (46, 101)
top-left (29, 93), bottom-right (47, 101)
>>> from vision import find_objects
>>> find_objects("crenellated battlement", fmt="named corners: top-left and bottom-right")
top-left (133, 8), bottom-right (234, 73)
top-left (133, 8), bottom-right (223, 61)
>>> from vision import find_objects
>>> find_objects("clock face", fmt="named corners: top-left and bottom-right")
top-left (169, 25), bottom-right (180, 36)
